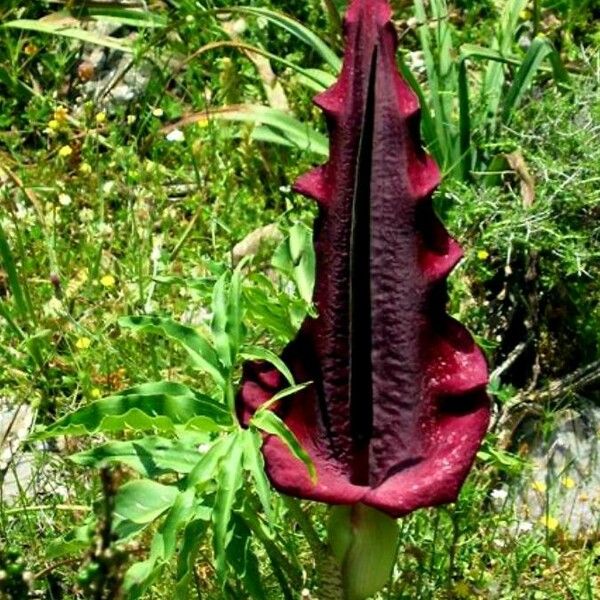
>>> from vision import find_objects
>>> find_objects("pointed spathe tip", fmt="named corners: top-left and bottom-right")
top-left (345, 0), bottom-right (392, 24)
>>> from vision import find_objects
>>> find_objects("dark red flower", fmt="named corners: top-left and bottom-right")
top-left (237, 0), bottom-right (490, 517)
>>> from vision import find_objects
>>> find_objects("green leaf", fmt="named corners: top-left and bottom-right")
top-left (226, 514), bottom-right (266, 599)
top-left (243, 280), bottom-right (298, 341)
top-left (38, 381), bottom-right (231, 438)
top-left (295, 68), bottom-right (337, 92)
top-left (227, 259), bottom-right (247, 362)
top-left (501, 37), bottom-right (569, 123)
top-left (480, 0), bottom-right (527, 120)
top-left (114, 479), bottom-right (178, 524)
top-left (124, 488), bottom-right (197, 598)
top-left (242, 429), bottom-right (272, 520)
top-left (174, 518), bottom-right (208, 599)
top-left (211, 272), bottom-right (231, 368)
top-left (2, 19), bottom-right (134, 52)
top-left (272, 223), bottom-right (316, 304)
top-left (212, 431), bottom-right (245, 579)
top-left (186, 434), bottom-right (236, 487)
top-left (46, 523), bottom-right (93, 559)
top-left (213, 6), bottom-right (341, 71)
top-left (119, 316), bottom-right (225, 386)
top-left (457, 58), bottom-right (472, 181)
top-left (0, 221), bottom-right (31, 322)
top-left (241, 346), bottom-right (294, 386)
top-left (86, 7), bottom-right (167, 28)
top-left (70, 436), bottom-right (203, 477)
top-left (250, 410), bottom-right (316, 483)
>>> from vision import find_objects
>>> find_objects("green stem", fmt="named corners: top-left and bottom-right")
top-left (284, 498), bottom-right (344, 599)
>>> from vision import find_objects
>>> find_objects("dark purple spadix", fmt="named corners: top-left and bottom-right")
top-left (237, 0), bottom-right (490, 517)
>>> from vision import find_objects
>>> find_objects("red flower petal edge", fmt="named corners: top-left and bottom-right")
top-left (237, 0), bottom-right (490, 517)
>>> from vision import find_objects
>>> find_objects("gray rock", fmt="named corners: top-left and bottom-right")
top-left (506, 406), bottom-right (600, 538)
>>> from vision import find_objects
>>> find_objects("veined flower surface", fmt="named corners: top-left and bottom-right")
top-left (237, 0), bottom-right (489, 517)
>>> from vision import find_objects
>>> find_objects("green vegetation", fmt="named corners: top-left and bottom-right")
top-left (0, 0), bottom-right (598, 598)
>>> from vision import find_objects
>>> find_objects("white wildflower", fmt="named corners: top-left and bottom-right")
top-left (58, 193), bottom-right (72, 207)
top-left (166, 128), bottom-right (185, 142)
top-left (491, 488), bottom-right (508, 501)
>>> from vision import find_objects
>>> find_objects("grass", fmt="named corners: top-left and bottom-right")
top-left (0, 0), bottom-right (599, 598)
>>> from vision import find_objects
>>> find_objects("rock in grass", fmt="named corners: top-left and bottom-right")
top-left (506, 407), bottom-right (600, 539)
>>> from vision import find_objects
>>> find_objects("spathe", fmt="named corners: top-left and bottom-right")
top-left (237, 0), bottom-right (489, 517)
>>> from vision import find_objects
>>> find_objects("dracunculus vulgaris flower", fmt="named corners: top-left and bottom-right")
top-left (237, 0), bottom-right (490, 519)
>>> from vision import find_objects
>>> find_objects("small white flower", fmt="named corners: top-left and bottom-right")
top-left (97, 222), bottom-right (114, 237)
top-left (58, 193), bottom-right (72, 206)
top-left (102, 181), bottom-right (115, 195)
top-left (516, 521), bottom-right (533, 534)
top-left (79, 207), bottom-right (94, 223)
top-left (166, 128), bottom-right (185, 142)
top-left (198, 443), bottom-right (211, 453)
top-left (491, 488), bottom-right (508, 501)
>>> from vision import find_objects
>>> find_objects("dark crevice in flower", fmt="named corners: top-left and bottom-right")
top-left (349, 44), bottom-right (377, 486)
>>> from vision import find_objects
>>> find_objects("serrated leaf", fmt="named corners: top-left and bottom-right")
top-left (46, 523), bottom-right (94, 559)
top-left (37, 381), bottom-right (231, 438)
top-left (123, 487), bottom-right (197, 598)
top-left (70, 437), bottom-right (202, 477)
top-left (119, 316), bottom-right (225, 386)
top-left (114, 479), bottom-right (178, 524)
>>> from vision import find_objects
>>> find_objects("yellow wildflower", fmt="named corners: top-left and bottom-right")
top-left (100, 274), bottom-right (116, 288)
top-left (539, 515), bottom-right (559, 531)
top-left (453, 581), bottom-right (471, 598)
top-left (152, 108), bottom-right (164, 117)
top-left (58, 145), bottom-right (73, 158)
top-left (127, 114), bottom-right (137, 125)
top-left (477, 250), bottom-right (489, 261)
top-left (532, 480), bottom-right (546, 493)
top-left (48, 119), bottom-right (61, 131)
top-left (91, 388), bottom-right (102, 399)
top-left (54, 106), bottom-right (69, 123)
top-left (24, 43), bottom-right (38, 56)
top-left (519, 9), bottom-right (532, 20)
top-left (561, 476), bottom-right (575, 489)
top-left (79, 162), bottom-right (92, 175)
top-left (75, 337), bottom-right (91, 350)
top-left (95, 111), bottom-right (107, 124)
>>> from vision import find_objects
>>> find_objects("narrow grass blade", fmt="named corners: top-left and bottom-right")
top-left (162, 105), bottom-right (329, 157)
top-left (0, 221), bottom-right (31, 322)
top-left (501, 38), bottom-right (569, 123)
top-left (458, 59), bottom-right (472, 181)
top-left (3, 18), bottom-right (134, 52)
top-left (213, 6), bottom-right (341, 71)
top-left (86, 7), bottom-right (167, 28)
